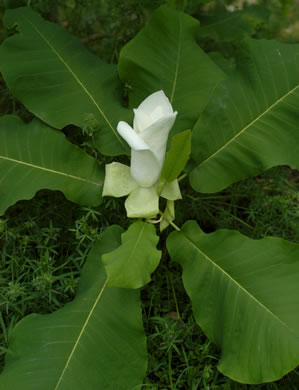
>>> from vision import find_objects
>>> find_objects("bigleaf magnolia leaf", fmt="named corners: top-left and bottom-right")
top-left (197, 5), bottom-right (270, 42)
top-left (118, 6), bottom-right (226, 136)
top-left (0, 225), bottom-right (147, 390)
top-left (0, 7), bottom-right (130, 156)
top-left (0, 116), bottom-right (104, 214)
top-left (190, 38), bottom-right (299, 193)
top-left (167, 220), bottom-right (299, 384)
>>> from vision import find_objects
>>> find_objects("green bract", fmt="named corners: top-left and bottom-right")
top-left (102, 161), bottom-right (181, 218)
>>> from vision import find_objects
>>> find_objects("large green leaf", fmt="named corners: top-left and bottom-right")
top-left (118, 6), bottom-right (226, 134)
top-left (208, 52), bottom-right (235, 76)
top-left (0, 7), bottom-right (129, 156)
top-left (190, 38), bottom-right (299, 193)
top-left (197, 5), bottom-right (269, 42)
top-left (167, 220), bottom-right (299, 384)
top-left (102, 221), bottom-right (161, 289)
top-left (0, 225), bottom-right (147, 389)
top-left (0, 115), bottom-right (104, 214)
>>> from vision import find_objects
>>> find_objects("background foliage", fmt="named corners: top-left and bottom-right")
top-left (0, 0), bottom-right (298, 388)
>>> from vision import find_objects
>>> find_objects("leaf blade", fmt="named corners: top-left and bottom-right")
top-left (190, 38), bottom-right (299, 193)
top-left (102, 221), bottom-right (161, 289)
top-left (197, 5), bottom-right (269, 41)
top-left (118, 6), bottom-right (226, 135)
top-left (0, 226), bottom-right (147, 390)
top-left (0, 116), bottom-right (104, 214)
top-left (167, 220), bottom-right (299, 383)
top-left (0, 7), bottom-right (129, 155)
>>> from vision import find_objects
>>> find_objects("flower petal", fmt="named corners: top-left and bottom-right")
top-left (133, 108), bottom-right (151, 134)
top-left (117, 121), bottom-right (149, 150)
top-left (136, 91), bottom-right (174, 127)
top-left (139, 112), bottom-right (177, 166)
top-left (131, 149), bottom-right (161, 187)
top-left (125, 186), bottom-right (159, 218)
top-left (160, 179), bottom-right (182, 200)
top-left (102, 162), bottom-right (138, 197)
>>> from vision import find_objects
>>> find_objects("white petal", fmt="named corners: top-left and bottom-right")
top-left (131, 149), bottom-right (161, 187)
top-left (117, 121), bottom-right (149, 150)
top-left (102, 162), bottom-right (138, 197)
top-left (134, 91), bottom-right (174, 132)
top-left (139, 112), bottom-right (177, 166)
top-left (133, 108), bottom-right (151, 133)
top-left (137, 90), bottom-right (174, 117)
top-left (125, 186), bottom-right (159, 218)
top-left (160, 179), bottom-right (182, 200)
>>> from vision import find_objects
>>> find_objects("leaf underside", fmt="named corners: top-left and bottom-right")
top-left (167, 220), bottom-right (299, 384)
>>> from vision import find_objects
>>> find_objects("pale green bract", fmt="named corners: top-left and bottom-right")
top-left (103, 91), bottom-right (182, 220)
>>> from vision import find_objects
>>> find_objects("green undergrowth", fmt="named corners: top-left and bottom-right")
top-left (0, 0), bottom-right (299, 388)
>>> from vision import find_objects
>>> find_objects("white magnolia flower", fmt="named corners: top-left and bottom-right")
top-left (103, 90), bottom-right (181, 219)
top-left (117, 90), bottom-right (177, 187)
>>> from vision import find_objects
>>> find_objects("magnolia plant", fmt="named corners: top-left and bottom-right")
top-left (0, 4), bottom-right (298, 390)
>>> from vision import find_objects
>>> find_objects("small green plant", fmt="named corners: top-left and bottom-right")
top-left (0, 2), bottom-right (298, 389)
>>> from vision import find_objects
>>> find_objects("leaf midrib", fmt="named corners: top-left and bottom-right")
top-left (183, 233), bottom-right (298, 338)
top-left (126, 223), bottom-right (146, 265)
top-left (170, 13), bottom-right (182, 103)
top-left (0, 155), bottom-right (102, 186)
top-left (22, 15), bottom-right (124, 148)
top-left (54, 278), bottom-right (109, 390)
top-left (197, 84), bottom-right (299, 168)
top-left (199, 13), bottom-right (241, 32)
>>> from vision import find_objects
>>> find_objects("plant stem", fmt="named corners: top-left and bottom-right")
top-left (159, 210), bottom-right (181, 231)
top-left (168, 349), bottom-right (174, 389)
top-left (178, 173), bottom-right (187, 182)
top-left (167, 269), bottom-right (181, 320)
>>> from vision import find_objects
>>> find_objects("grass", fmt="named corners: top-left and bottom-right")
top-left (179, 166), bottom-right (299, 242)
top-left (0, 0), bottom-right (299, 388)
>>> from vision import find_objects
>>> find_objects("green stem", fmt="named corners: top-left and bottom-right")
top-left (159, 210), bottom-right (181, 231)
top-left (146, 216), bottom-right (163, 224)
top-left (168, 349), bottom-right (174, 389)
top-left (168, 269), bottom-right (181, 321)
top-left (186, 194), bottom-right (231, 200)
top-left (178, 172), bottom-right (187, 182)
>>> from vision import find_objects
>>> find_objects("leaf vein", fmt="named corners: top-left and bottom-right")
top-left (54, 278), bottom-right (109, 390)
top-left (22, 15), bottom-right (124, 147)
top-left (184, 234), bottom-right (298, 338)
top-left (197, 84), bottom-right (299, 167)
top-left (0, 156), bottom-right (102, 186)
